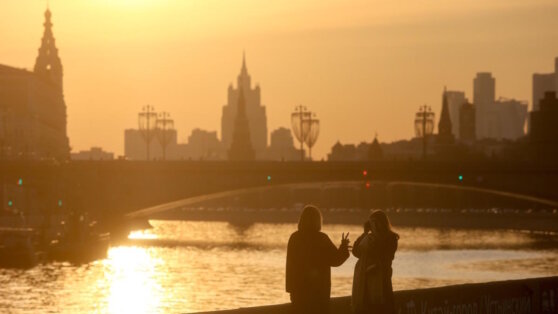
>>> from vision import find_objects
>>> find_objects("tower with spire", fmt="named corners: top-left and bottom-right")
top-left (437, 87), bottom-right (455, 144)
top-left (221, 52), bottom-right (268, 159)
top-left (228, 89), bottom-right (255, 160)
top-left (34, 8), bottom-right (63, 90)
top-left (0, 7), bottom-right (69, 161)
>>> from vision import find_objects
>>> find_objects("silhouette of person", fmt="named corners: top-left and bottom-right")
top-left (286, 205), bottom-right (350, 314)
top-left (352, 210), bottom-right (399, 314)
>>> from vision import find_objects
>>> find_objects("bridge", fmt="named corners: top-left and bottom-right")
top-left (2, 160), bottom-right (558, 223)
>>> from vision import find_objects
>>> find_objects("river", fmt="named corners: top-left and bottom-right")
top-left (1, 220), bottom-right (557, 313)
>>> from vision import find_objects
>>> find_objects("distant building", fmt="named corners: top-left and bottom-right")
top-left (473, 72), bottom-right (528, 140)
top-left (183, 129), bottom-right (223, 160)
top-left (0, 9), bottom-right (69, 161)
top-left (445, 91), bottom-right (467, 137)
top-left (328, 142), bottom-right (357, 161)
top-left (71, 147), bottom-right (114, 160)
top-left (265, 127), bottom-right (300, 161)
top-left (221, 53), bottom-right (267, 158)
top-left (124, 128), bottom-right (177, 160)
top-left (379, 138), bottom-right (428, 160)
top-left (493, 98), bottom-right (528, 140)
top-left (327, 141), bottom-right (370, 161)
top-left (125, 127), bottom-right (225, 160)
top-left (532, 57), bottom-right (558, 111)
top-left (530, 91), bottom-right (558, 156)
top-left (437, 89), bottom-right (455, 145)
top-left (368, 136), bottom-right (383, 160)
top-left (473, 72), bottom-right (496, 140)
top-left (459, 102), bottom-right (476, 142)
top-left (228, 89), bottom-right (255, 161)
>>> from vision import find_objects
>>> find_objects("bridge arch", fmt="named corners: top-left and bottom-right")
top-left (125, 180), bottom-right (558, 220)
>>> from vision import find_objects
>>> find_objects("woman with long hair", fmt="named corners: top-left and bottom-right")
top-left (286, 205), bottom-right (350, 314)
top-left (352, 210), bottom-right (399, 314)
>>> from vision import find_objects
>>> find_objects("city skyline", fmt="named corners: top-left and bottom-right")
top-left (1, 1), bottom-right (557, 159)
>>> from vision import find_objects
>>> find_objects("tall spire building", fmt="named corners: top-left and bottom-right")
top-left (221, 53), bottom-right (267, 158)
top-left (34, 8), bottom-right (63, 90)
top-left (0, 8), bottom-right (69, 161)
top-left (228, 89), bottom-right (255, 160)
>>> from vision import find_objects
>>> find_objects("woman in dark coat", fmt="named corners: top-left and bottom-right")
top-left (286, 205), bottom-right (350, 314)
top-left (352, 210), bottom-right (399, 314)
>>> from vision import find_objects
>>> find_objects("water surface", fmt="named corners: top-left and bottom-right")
top-left (1, 220), bottom-right (557, 313)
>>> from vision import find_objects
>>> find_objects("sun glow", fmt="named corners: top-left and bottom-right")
top-left (128, 229), bottom-right (158, 240)
top-left (104, 247), bottom-right (162, 314)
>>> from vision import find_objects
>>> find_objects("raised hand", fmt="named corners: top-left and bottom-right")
top-left (341, 232), bottom-right (350, 248)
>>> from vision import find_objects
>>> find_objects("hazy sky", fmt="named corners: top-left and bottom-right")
top-left (1, 0), bottom-right (557, 159)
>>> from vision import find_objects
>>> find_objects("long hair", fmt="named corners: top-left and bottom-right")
top-left (370, 210), bottom-right (399, 239)
top-left (298, 205), bottom-right (322, 232)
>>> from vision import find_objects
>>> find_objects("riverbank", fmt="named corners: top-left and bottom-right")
top-left (192, 276), bottom-right (558, 314)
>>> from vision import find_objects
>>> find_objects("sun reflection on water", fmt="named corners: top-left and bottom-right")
top-left (103, 246), bottom-right (163, 314)
top-left (128, 229), bottom-right (158, 240)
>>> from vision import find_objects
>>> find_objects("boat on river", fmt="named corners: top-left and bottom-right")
top-left (47, 215), bottom-right (110, 263)
top-left (0, 227), bottom-right (45, 268)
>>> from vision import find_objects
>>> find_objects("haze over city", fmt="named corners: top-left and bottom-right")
top-left (1, 0), bottom-right (558, 159)
top-left (3, 1), bottom-right (558, 313)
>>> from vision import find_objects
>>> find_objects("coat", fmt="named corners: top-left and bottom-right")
top-left (351, 232), bottom-right (398, 314)
top-left (286, 230), bottom-right (350, 313)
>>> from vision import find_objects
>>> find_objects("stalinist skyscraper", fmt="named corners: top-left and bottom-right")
top-left (221, 53), bottom-right (267, 158)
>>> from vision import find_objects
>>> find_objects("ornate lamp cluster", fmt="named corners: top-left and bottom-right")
top-left (291, 105), bottom-right (320, 161)
top-left (414, 105), bottom-right (435, 159)
top-left (138, 105), bottom-right (175, 161)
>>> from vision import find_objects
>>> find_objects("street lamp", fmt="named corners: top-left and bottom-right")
top-left (414, 105), bottom-right (435, 159)
top-left (302, 114), bottom-right (320, 160)
top-left (138, 105), bottom-right (158, 161)
top-left (291, 105), bottom-right (311, 161)
top-left (156, 112), bottom-right (174, 161)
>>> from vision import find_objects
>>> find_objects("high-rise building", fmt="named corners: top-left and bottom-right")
top-left (228, 89), bottom-right (255, 161)
top-left (530, 91), bottom-right (558, 147)
top-left (473, 72), bottom-right (527, 140)
top-left (459, 102), bottom-right (476, 142)
top-left (473, 72), bottom-right (496, 139)
top-left (221, 53), bottom-right (267, 158)
top-left (532, 57), bottom-right (558, 112)
top-left (0, 8), bottom-right (69, 161)
top-left (445, 91), bottom-right (467, 136)
top-left (493, 98), bottom-right (528, 140)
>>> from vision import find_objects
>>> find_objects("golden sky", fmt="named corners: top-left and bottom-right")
top-left (1, 0), bottom-right (557, 159)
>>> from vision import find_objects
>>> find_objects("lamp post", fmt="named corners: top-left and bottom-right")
top-left (291, 105), bottom-right (311, 161)
top-left (302, 113), bottom-right (320, 160)
top-left (138, 105), bottom-right (157, 161)
top-left (414, 105), bottom-right (435, 159)
top-left (156, 112), bottom-right (174, 161)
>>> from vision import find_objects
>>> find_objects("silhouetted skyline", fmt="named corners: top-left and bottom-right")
top-left (1, 1), bottom-right (558, 159)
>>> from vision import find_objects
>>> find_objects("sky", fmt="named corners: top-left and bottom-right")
top-left (1, 0), bottom-right (557, 159)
